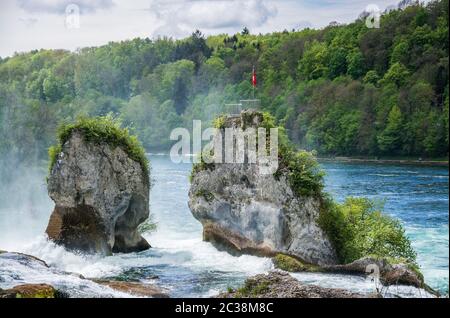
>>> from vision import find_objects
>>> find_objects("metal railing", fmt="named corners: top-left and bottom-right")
top-left (225, 99), bottom-right (261, 115)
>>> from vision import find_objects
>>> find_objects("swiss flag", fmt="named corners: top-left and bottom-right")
top-left (252, 66), bottom-right (257, 87)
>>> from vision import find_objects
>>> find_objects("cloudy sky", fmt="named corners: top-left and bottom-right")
top-left (0, 0), bottom-right (404, 57)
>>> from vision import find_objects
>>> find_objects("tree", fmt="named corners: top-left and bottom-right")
top-left (173, 30), bottom-right (212, 70)
top-left (380, 62), bottom-right (410, 87)
top-left (328, 47), bottom-right (347, 79)
top-left (390, 41), bottom-right (409, 65)
top-left (363, 70), bottom-right (380, 85)
top-left (377, 105), bottom-right (404, 153)
top-left (298, 41), bottom-right (328, 80)
top-left (347, 50), bottom-right (365, 79)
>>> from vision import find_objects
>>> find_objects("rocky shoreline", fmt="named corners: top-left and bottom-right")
top-left (317, 157), bottom-right (448, 167)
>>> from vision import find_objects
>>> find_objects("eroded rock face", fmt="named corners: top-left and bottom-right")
top-left (188, 110), bottom-right (337, 266)
top-left (46, 131), bottom-right (150, 255)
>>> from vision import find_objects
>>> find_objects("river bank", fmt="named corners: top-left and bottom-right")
top-left (317, 157), bottom-right (448, 167)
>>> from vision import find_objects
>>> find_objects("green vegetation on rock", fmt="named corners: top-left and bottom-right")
top-left (234, 280), bottom-right (270, 298)
top-left (277, 147), bottom-right (325, 197)
top-left (137, 215), bottom-right (158, 235)
top-left (48, 115), bottom-right (149, 177)
top-left (318, 197), bottom-right (417, 265)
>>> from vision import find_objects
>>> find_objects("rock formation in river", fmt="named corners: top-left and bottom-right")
top-left (218, 271), bottom-right (375, 298)
top-left (188, 110), bottom-right (337, 266)
top-left (46, 122), bottom-right (150, 255)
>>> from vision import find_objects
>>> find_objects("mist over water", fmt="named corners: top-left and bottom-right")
top-left (0, 160), bottom-right (53, 251)
top-left (0, 155), bottom-right (448, 297)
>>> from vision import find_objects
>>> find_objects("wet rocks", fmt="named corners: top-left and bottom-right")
top-left (323, 257), bottom-right (426, 290)
top-left (218, 271), bottom-right (375, 298)
top-left (0, 284), bottom-right (60, 298)
top-left (92, 279), bottom-right (169, 298)
top-left (46, 130), bottom-right (150, 255)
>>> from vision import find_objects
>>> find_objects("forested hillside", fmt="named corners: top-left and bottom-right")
top-left (0, 0), bottom-right (448, 165)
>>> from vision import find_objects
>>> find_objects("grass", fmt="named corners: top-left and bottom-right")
top-left (48, 114), bottom-right (149, 179)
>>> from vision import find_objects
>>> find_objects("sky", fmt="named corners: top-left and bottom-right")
top-left (0, 0), bottom-right (407, 57)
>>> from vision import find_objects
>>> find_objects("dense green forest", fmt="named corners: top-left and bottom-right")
top-left (0, 0), bottom-right (448, 167)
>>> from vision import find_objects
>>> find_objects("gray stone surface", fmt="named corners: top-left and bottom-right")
top-left (188, 111), bottom-right (337, 266)
top-left (46, 131), bottom-right (150, 255)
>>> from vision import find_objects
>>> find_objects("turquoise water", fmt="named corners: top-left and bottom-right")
top-left (321, 161), bottom-right (449, 294)
top-left (0, 156), bottom-right (448, 297)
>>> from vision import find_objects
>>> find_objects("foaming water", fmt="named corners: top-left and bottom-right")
top-left (0, 156), bottom-right (448, 297)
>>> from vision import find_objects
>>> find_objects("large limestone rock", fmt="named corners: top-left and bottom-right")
top-left (46, 131), bottom-right (150, 255)
top-left (188, 110), bottom-right (337, 266)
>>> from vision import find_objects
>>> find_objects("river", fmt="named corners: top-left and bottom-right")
top-left (0, 155), bottom-right (448, 297)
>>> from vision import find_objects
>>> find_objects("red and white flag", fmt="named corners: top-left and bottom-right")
top-left (252, 66), bottom-right (257, 87)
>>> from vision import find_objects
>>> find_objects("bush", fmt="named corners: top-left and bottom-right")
top-left (278, 146), bottom-right (325, 197)
top-left (318, 196), bottom-right (417, 265)
top-left (48, 114), bottom-right (149, 178)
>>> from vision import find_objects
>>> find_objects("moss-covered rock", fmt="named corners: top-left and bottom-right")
top-left (48, 115), bottom-right (149, 178)
top-left (46, 119), bottom-right (151, 255)
top-left (218, 271), bottom-right (372, 298)
top-left (272, 254), bottom-right (322, 272)
top-left (0, 284), bottom-right (58, 298)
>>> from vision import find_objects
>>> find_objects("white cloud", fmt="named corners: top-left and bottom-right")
top-left (17, 0), bottom-right (115, 14)
top-left (150, 0), bottom-right (276, 32)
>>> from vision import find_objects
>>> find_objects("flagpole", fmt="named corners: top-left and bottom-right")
top-left (252, 65), bottom-right (255, 100)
